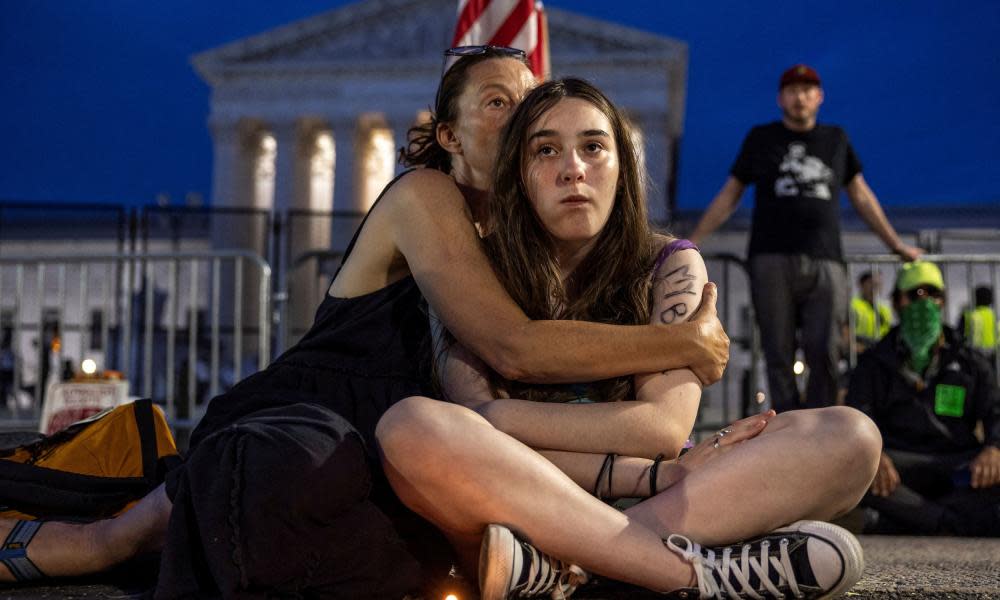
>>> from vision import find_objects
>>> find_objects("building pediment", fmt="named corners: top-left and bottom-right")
top-left (192, 0), bottom-right (685, 82)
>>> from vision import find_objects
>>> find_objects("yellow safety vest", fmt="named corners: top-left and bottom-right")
top-left (963, 306), bottom-right (997, 350)
top-left (852, 297), bottom-right (892, 341)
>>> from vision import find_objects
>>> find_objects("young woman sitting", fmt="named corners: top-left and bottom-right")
top-left (377, 78), bottom-right (882, 600)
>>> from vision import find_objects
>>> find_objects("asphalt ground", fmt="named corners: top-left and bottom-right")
top-left (0, 535), bottom-right (997, 599)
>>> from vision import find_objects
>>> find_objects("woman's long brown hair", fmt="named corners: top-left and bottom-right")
top-left (483, 78), bottom-right (666, 403)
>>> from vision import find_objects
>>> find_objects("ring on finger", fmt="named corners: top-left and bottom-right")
top-left (713, 436), bottom-right (722, 449)
top-left (718, 427), bottom-right (733, 437)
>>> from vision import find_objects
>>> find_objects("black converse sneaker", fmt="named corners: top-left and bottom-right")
top-left (479, 524), bottom-right (589, 600)
top-left (664, 520), bottom-right (864, 599)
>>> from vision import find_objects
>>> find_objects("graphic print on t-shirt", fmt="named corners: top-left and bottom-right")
top-left (774, 142), bottom-right (833, 200)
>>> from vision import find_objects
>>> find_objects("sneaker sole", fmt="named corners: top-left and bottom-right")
top-left (479, 524), bottom-right (515, 600)
top-left (777, 520), bottom-right (865, 600)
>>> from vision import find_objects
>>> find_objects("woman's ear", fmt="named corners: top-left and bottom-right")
top-left (436, 122), bottom-right (462, 155)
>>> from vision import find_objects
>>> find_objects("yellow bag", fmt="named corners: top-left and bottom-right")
top-left (0, 399), bottom-right (180, 520)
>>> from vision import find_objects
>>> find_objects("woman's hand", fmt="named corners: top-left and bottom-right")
top-left (650, 410), bottom-right (774, 493)
top-left (685, 283), bottom-right (730, 386)
top-left (674, 410), bottom-right (774, 470)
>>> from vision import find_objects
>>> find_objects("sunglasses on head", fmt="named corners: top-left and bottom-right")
top-left (905, 286), bottom-right (944, 302)
top-left (441, 45), bottom-right (526, 76)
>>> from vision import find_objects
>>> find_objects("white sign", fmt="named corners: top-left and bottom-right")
top-left (40, 381), bottom-right (130, 435)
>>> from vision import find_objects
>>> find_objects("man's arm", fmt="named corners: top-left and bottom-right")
top-left (688, 176), bottom-right (746, 245)
top-left (845, 174), bottom-right (923, 261)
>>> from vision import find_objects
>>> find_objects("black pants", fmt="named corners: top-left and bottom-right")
top-left (861, 448), bottom-right (1000, 536)
top-left (749, 254), bottom-right (848, 412)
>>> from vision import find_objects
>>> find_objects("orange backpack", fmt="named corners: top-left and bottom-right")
top-left (0, 399), bottom-right (180, 520)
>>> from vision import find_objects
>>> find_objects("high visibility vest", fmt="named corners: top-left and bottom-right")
top-left (963, 306), bottom-right (998, 350)
top-left (851, 297), bottom-right (892, 341)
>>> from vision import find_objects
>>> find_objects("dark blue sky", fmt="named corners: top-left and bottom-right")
top-left (1, 1), bottom-right (997, 211)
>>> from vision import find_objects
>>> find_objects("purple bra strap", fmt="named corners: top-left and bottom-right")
top-left (653, 239), bottom-right (699, 273)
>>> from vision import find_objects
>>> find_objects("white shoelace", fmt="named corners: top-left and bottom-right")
top-left (512, 542), bottom-right (588, 599)
top-left (665, 534), bottom-right (804, 599)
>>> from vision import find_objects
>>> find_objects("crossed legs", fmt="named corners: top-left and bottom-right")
top-left (377, 398), bottom-right (881, 592)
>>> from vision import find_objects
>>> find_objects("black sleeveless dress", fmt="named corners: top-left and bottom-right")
top-left (156, 172), bottom-right (450, 599)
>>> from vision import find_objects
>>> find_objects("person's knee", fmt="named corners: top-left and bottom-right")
top-left (376, 396), bottom-right (481, 468)
top-left (821, 407), bottom-right (883, 505)
top-left (375, 395), bottom-right (438, 460)
top-left (779, 407), bottom-right (881, 474)
top-left (819, 407), bottom-right (881, 461)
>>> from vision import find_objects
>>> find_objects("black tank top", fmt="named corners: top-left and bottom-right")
top-left (188, 171), bottom-right (433, 451)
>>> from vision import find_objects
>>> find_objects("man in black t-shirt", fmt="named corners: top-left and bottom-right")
top-left (691, 64), bottom-right (922, 412)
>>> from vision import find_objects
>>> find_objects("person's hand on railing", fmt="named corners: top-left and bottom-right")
top-left (892, 242), bottom-right (924, 262)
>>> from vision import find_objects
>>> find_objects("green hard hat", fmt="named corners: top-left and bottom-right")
top-left (896, 260), bottom-right (945, 292)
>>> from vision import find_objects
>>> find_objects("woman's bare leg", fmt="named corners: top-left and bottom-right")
top-left (0, 483), bottom-right (172, 581)
top-left (377, 397), bottom-right (696, 592)
top-left (377, 398), bottom-right (880, 592)
top-left (625, 406), bottom-right (881, 545)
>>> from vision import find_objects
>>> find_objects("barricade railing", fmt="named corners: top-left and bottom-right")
top-left (845, 253), bottom-right (1000, 382)
top-left (0, 251), bottom-right (271, 434)
top-left (275, 248), bottom-right (345, 353)
top-left (4, 247), bottom-right (992, 438)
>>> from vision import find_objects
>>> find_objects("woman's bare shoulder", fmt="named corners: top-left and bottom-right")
top-left (377, 168), bottom-right (469, 220)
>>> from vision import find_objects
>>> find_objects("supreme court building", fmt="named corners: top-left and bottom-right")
top-left (192, 0), bottom-right (686, 331)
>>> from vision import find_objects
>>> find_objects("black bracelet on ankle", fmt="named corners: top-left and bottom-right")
top-left (649, 453), bottom-right (666, 497)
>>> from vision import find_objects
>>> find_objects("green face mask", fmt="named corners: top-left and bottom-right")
top-left (900, 298), bottom-right (942, 373)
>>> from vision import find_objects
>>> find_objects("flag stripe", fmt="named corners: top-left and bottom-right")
top-left (451, 0), bottom-right (549, 80)
top-left (489, 0), bottom-right (535, 47)
top-left (454, 0), bottom-right (515, 48)
top-left (507, 18), bottom-right (537, 57)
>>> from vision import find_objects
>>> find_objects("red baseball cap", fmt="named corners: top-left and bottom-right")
top-left (779, 64), bottom-right (821, 89)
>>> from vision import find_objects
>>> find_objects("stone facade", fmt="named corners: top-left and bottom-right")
top-left (192, 0), bottom-right (688, 329)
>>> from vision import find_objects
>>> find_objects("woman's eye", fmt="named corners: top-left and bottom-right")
top-left (488, 97), bottom-right (507, 108)
top-left (585, 142), bottom-right (604, 153)
top-left (537, 145), bottom-right (556, 156)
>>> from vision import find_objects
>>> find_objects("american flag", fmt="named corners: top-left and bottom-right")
top-left (451, 0), bottom-right (550, 80)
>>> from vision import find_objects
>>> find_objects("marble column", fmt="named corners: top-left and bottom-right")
top-left (209, 118), bottom-right (274, 359)
top-left (282, 122), bottom-right (336, 341)
top-left (331, 118), bottom-right (361, 255)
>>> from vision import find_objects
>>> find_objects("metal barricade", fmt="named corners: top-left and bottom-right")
top-left (845, 253), bottom-right (1000, 382)
top-left (276, 249), bottom-right (345, 353)
top-left (0, 251), bottom-right (271, 433)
